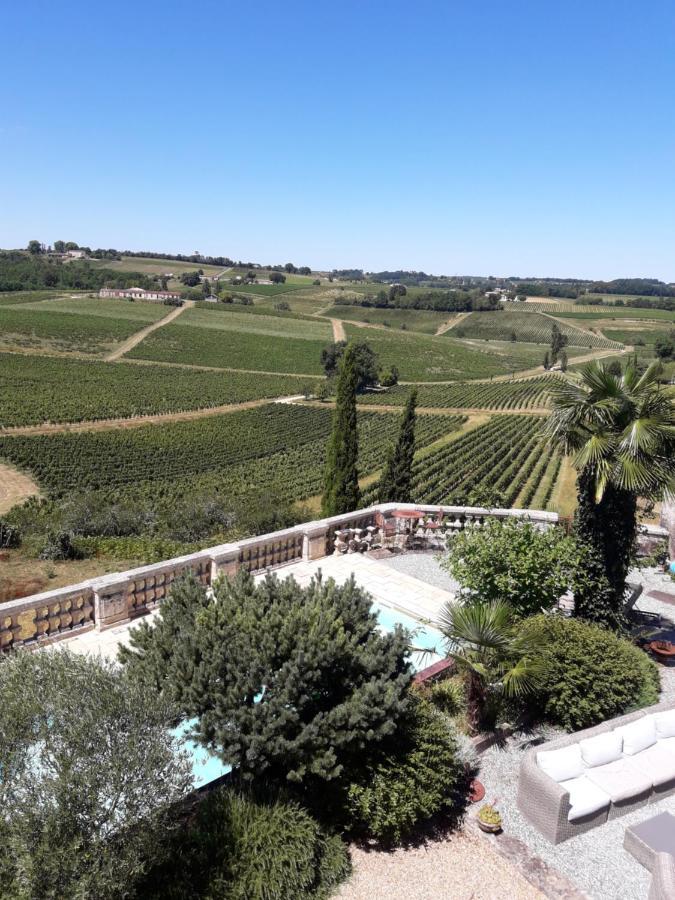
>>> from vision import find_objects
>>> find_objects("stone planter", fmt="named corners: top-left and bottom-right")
top-left (477, 819), bottom-right (502, 834)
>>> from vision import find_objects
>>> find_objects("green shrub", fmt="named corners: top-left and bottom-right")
top-left (428, 676), bottom-right (466, 717)
top-left (0, 518), bottom-right (20, 549)
top-left (142, 787), bottom-right (350, 900)
top-left (345, 699), bottom-right (469, 843)
top-left (523, 614), bottom-right (660, 730)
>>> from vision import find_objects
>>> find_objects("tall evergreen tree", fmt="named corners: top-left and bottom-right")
top-left (378, 389), bottom-right (417, 503)
top-left (122, 570), bottom-right (413, 787)
top-left (322, 345), bottom-right (360, 516)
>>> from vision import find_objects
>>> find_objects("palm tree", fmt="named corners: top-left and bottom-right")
top-left (546, 360), bottom-right (675, 622)
top-left (437, 600), bottom-right (547, 732)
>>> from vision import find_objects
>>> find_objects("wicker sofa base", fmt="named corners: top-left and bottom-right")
top-left (517, 700), bottom-right (675, 844)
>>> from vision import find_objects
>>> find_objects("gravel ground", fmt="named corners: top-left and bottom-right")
top-left (378, 551), bottom-right (460, 595)
top-left (477, 568), bottom-right (675, 900)
top-left (335, 827), bottom-right (544, 900)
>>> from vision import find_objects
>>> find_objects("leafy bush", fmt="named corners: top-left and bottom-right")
top-left (428, 676), bottom-right (466, 717)
top-left (345, 699), bottom-right (469, 843)
top-left (0, 651), bottom-right (191, 900)
top-left (523, 614), bottom-right (660, 730)
top-left (0, 518), bottom-right (20, 548)
top-left (442, 518), bottom-right (577, 618)
top-left (39, 529), bottom-right (80, 560)
top-left (142, 787), bottom-right (350, 900)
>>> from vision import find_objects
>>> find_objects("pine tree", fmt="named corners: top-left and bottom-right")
top-left (322, 345), bottom-right (360, 516)
top-left (378, 389), bottom-right (417, 503)
top-left (124, 570), bottom-right (413, 787)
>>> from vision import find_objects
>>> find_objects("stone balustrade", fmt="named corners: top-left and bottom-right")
top-left (0, 503), bottom-right (579, 653)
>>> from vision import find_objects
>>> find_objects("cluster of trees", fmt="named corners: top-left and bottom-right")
top-left (265, 262), bottom-right (312, 275)
top-left (655, 331), bottom-right (675, 360)
top-left (0, 251), bottom-right (156, 293)
top-left (543, 323), bottom-right (568, 370)
top-left (334, 288), bottom-right (500, 313)
top-left (321, 345), bottom-right (415, 516)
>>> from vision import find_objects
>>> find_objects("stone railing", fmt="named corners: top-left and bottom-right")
top-left (0, 503), bottom-right (563, 653)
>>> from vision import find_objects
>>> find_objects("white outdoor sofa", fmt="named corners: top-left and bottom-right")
top-left (517, 699), bottom-right (675, 844)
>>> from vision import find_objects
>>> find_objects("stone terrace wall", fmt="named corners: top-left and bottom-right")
top-left (0, 503), bottom-right (665, 653)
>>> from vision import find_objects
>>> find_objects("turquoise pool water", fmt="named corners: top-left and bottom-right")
top-left (176, 600), bottom-right (446, 788)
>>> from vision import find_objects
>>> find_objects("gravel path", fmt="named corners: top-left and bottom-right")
top-left (336, 827), bottom-right (544, 900)
top-left (378, 551), bottom-right (460, 596)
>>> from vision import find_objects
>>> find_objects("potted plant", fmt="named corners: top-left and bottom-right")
top-left (477, 800), bottom-right (502, 834)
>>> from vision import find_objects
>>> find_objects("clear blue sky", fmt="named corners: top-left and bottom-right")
top-left (2, 1), bottom-right (675, 280)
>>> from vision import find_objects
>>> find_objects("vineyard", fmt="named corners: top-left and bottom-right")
top-left (361, 415), bottom-right (561, 510)
top-left (0, 353), bottom-right (312, 427)
top-left (341, 324), bottom-right (553, 381)
top-left (523, 301), bottom-right (675, 321)
top-left (0, 405), bottom-right (466, 499)
top-left (0, 298), bottom-right (167, 354)
top-left (454, 310), bottom-right (622, 349)
top-left (324, 305), bottom-right (451, 334)
top-left (128, 306), bottom-right (332, 374)
top-left (357, 375), bottom-right (559, 410)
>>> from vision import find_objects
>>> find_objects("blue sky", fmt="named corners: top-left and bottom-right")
top-left (2, 1), bottom-right (675, 279)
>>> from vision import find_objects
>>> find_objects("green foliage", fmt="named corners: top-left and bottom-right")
top-left (322, 345), bottom-right (360, 516)
top-left (427, 676), bottom-right (466, 717)
top-left (437, 600), bottom-right (548, 731)
top-left (345, 699), bottom-right (469, 843)
top-left (0, 651), bottom-right (191, 900)
top-left (123, 571), bottom-right (413, 787)
top-left (0, 249), bottom-right (156, 293)
top-left (378, 389), bottom-right (417, 503)
top-left (442, 518), bottom-right (577, 618)
top-left (0, 518), bottom-right (21, 548)
top-left (141, 787), bottom-right (350, 900)
top-left (38, 529), bottom-right (80, 560)
top-left (522, 614), bottom-right (660, 730)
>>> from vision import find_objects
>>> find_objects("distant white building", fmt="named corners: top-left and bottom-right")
top-left (99, 287), bottom-right (181, 303)
top-left (66, 249), bottom-right (86, 259)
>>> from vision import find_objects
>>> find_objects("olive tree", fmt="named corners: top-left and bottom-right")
top-left (0, 651), bottom-right (192, 900)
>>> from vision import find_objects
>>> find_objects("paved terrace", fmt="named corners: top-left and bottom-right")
top-left (57, 552), bottom-right (458, 661)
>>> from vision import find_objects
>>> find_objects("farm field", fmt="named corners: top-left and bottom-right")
top-left (229, 282), bottom-right (314, 297)
top-left (360, 414), bottom-right (561, 510)
top-left (0, 352), bottom-right (309, 427)
top-left (0, 405), bottom-right (465, 503)
top-left (0, 290), bottom-right (87, 306)
top-left (324, 305), bottom-right (453, 334)
top-left (0, 298), bottom-right (167, 355)
top-left (523, 301), bottom-right (675, 321)
top-left (128, 305), bottom-right (332, 374)
top-left (85, 255), bottom-right (228, 278)
top-left (595, 326), bottom-right (673, 346)
top-left (454, 310), bottom-right (622, 349)
top-left (341, 324), bottom-right (553, 381)
top-left (357, 375), bottom-right (559, 410)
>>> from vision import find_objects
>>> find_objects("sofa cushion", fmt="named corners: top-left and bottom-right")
top-left (537, 745), bottom-right (584, 783)
top-left (634, 743), bottom-right (675, 787)
top-left (616, 716), bottom-right (656, 755)
top-left (559, 775), bottom-right (611, 822)
top-left (579, 731), bottom-right (623, 768)
top-left (584, 757), bottom-right (652, 802)
top-left (655, 709), bottom-right (675, 739)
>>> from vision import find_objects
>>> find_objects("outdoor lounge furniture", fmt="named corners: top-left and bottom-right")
top-left (624, 813), bottom-right (675, 900)
top-left (517, 699), bottom-right (675, 844)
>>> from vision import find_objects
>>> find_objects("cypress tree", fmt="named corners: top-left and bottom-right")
top-left (322, 345), bottom-right (360, 516)
top-left (378, 389), bottom-right (417, 503)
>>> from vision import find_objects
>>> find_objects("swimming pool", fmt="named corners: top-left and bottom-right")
top-left (177, 600), bottom-right (446, 788)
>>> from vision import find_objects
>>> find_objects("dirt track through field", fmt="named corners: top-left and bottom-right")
top-left (435, 312), bottom-right (470, 335)
top-left (0, 395), bottom-right (305, 437)
top-left (0, 463), bottom-right (40, 513)
top-left (104, 300), bottom-right (194, 361)
top-left (331, 318), bottom-right (346, 342)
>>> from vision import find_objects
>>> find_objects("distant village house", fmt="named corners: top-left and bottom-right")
top-left (99, 287), bottom-right (182, 303)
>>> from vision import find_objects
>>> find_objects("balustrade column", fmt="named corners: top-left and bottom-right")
top-left (210, 546), bottom-right (240, 581)
top-left (94, 578), bottom-right (130, 631)
top-left (302, 523), bottom-right (329, 561)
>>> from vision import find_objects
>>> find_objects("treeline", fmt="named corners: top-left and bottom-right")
top-left (0, 252), bottom-right (155, 293)
top-left (511, 277), bottom-right (675, 300)
top-left (579, 295), bottom-right (675, 311)
top-left (334, 288), bottom-right (501, 313)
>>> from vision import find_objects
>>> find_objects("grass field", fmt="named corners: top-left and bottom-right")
top-left (324, 305), bottom-right (452, 334)
top-left (601, 325), bottom-right (673, 346)
top-left (0, 352), bottom-right (311, 427)
top-left (128, 306), bottom-right (332, 374)
top-left (0, 290), bottom-right (87, 306)
top-left (0, 298), bottom-right (167, 355)
top-left (455, 310), bottom-right (622, 349)
top-left (86, 255), bottom-right (228, 277)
